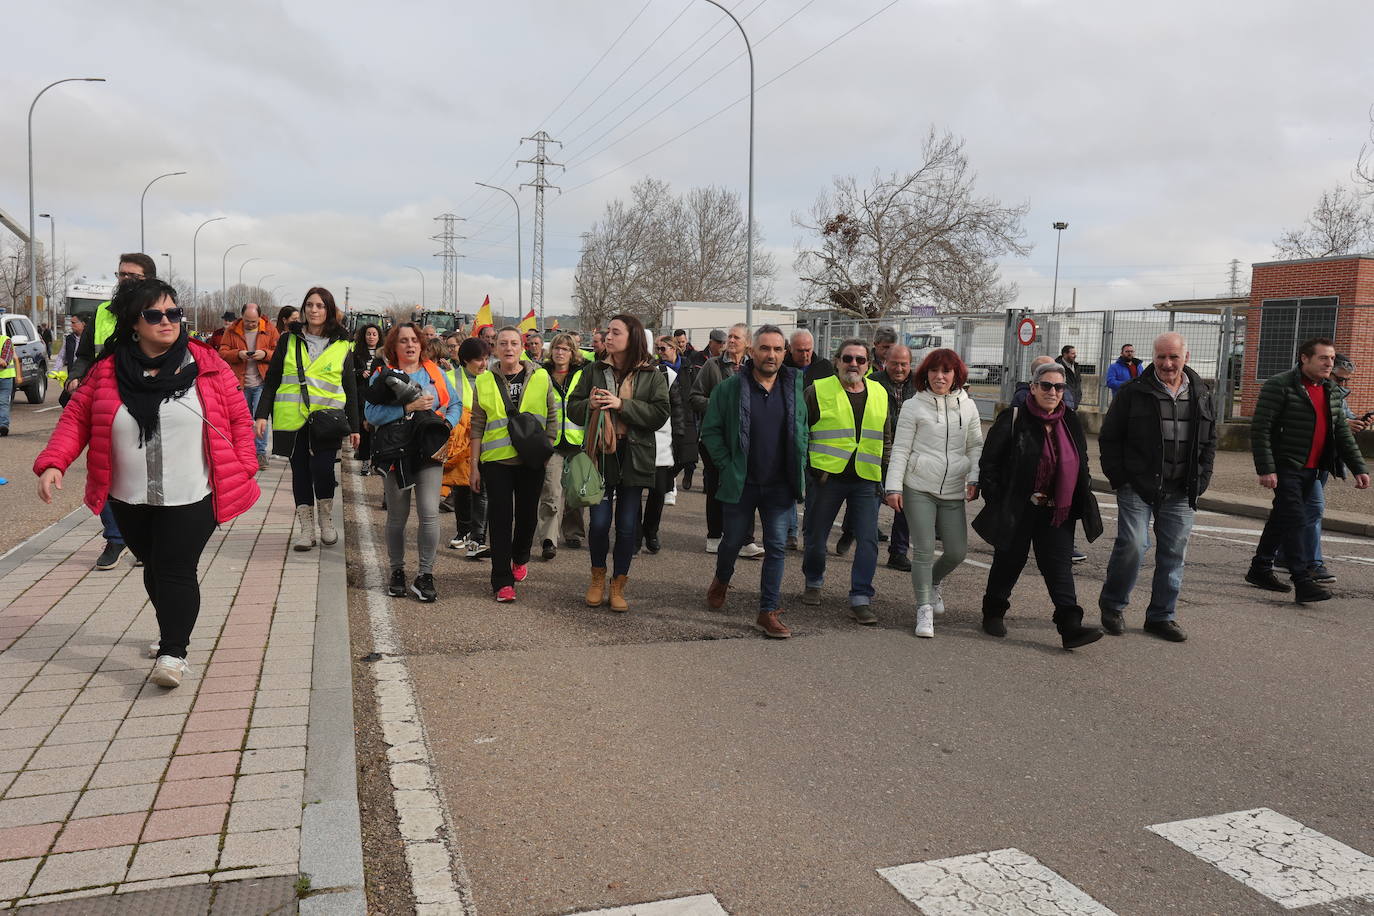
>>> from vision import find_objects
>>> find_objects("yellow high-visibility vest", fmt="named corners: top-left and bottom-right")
top-left (94, 301), bottom-right (116, 347)
top-left (551, 368), bottom-right (584, 447)
top-left (808, 375), bottom-right (887, 481)
top-left (475, 366), bottom-right (551, 462)
top-left (0, 334), bottom-right (14, 380)
top-left (272, 336), bottom-right (350, 432)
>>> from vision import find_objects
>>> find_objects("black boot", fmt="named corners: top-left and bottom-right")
top-left (1054, 605), bottom-right (1103, 649)
top-left (981, 596), bottom-right (1008, 637)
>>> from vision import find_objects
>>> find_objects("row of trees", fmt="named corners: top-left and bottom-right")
top-left (0, 236), bottom-right (77, 318)
top-left (1273, 113), bottom-right (1374, 259)
top-left (572, 128), bottom-right (1031, 324)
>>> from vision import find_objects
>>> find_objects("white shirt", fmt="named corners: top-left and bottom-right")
top-left (110, 381), bottom-right (212, 507)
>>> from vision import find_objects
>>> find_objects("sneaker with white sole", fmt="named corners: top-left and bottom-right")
top-left (932, 585), bottom-right (945, 616)
top-left (739, 542), bottom-right (765, 559)
top-left (149, 655), bottom-right (190, 688)
top-left (146, 642), bottom-right (160, 659)
top-left (914, 604), bottom-right (935, 638)
top-left (449, 535), bottom-right (468, 551)
top-left (706, 537), bottom-right (720, 554)
top-left (663, 489), bottom-right (677, 506)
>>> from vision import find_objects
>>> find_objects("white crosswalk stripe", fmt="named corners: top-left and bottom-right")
top-left (878, 847), bottom-right (1117, 915)
top-left (1148, 807), bottom-right (1374, 909)
top-left (570, 893), bottom-right (730, 915)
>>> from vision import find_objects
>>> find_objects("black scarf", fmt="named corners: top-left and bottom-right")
top-left (114, 330), bottom-right (200, 446)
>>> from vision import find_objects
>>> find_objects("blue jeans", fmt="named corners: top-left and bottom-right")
top-left (100, 503), bottom-right (124, 546)
top-left (1254, 469), bottom-right (1324, 581)
top-left (0, 377), bottom-right (11, 427)
top-left (717, 484), bottom-right (792, 612)
top-left (1099, 485), bottom-right (1195, 622)
top-left (802, 476), bottom-right (879, 605)
top-left (589, 486), bottom-right (643, 578)
top-left (243, 385), bottom-right (267, 455)
top-left (1267, 472), bottom-right (1326, 569)
top-left (787, 504), bottom-right (798, 539)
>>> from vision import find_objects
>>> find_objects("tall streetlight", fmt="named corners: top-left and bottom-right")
top-left (699, 1), bottom-right (754, 327)
top-left (160, 253), bottom-right (172, 280)
top-left (474, 182), bottom-right (523, 320)
top-left (221, 243), bottom-right (247, 314)
top-left (403, 265), bottom-right (427, 312)
top-left (29, 77), bottom-right (105, 323)
top-left (140, 171), bottom-right (187, 252)
top-left (236, 257), bottom-right (264, 309)
top-left (38, 213), bottom-right (56, 328)
top-left (193, 216), bottom-right (226, 315)
top-left (254, 274), bottom-right (275, 303)
top-left (1050, 221), bottom-right (1068, 314)
top-left (270, 285), bottom-right (286, 307)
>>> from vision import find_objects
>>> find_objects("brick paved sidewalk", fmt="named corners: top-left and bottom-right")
top-left (0, 466), bottom-right (362, 913)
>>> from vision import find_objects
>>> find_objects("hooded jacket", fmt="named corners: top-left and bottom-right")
top-left (884, 388), bottom-right (984, 500)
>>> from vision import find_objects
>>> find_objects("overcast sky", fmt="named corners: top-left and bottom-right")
top-left (4, 0), bottom-right (1373, 325)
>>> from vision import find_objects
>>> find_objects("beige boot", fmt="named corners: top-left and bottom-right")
top-left (293, 505), bottom-right (317, 551)
top-left (586, 568), bottom-right (607, 606)
top-left (317, 498), bottom-right (337, 546)
top-left (609, 575), bottom-right (629, 612)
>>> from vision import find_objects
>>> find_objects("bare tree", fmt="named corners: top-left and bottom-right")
top-left (1273, 185), bottom-right (1374, 259)
top-left (793, 129), bottom-right (1029, 318)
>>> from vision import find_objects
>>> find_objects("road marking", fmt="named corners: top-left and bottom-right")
top-left (1148, 808), bottom-right (1374, 909)
top-left (349, 471), bottom-right (474, 915)
top-left (570, 894), bottom-right (730, 915)
top-left (879, 848), bottom-right (1116, 915)
top-left (35, 405), bottom-right (61, 413)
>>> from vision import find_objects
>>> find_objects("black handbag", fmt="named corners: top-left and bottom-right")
top-left (499, 367), bottom-right (554, 468)
top-left (294, 335), bottom-right (351, 451)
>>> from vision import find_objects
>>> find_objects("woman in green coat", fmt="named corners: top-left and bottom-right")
top-left (567, 313), bottom-right (670, 613)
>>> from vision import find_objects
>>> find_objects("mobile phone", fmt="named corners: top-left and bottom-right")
top-left (1360, 410), bottom-right (1374, 423)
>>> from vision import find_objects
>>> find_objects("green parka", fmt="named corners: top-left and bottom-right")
top-left (1251, 367), bottom-right (1366, 477)
top-left (567, 360), bottom-right (670, 488)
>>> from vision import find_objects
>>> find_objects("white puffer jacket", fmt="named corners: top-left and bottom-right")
top-left (654, 366), bottom-right (676, 468)
top-left (884, 388), bottom-right (984, 500)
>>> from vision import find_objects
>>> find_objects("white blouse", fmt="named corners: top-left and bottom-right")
top-left (110, 381), bottom-right (212, 507)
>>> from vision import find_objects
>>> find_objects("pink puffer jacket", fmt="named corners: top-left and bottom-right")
top-left (35, 340), bottom-right (261, 524)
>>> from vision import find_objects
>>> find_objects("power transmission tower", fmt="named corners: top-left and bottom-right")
top-left (1227, 258), bottom-right (1242, 298)
top-left (519, 131), bottom-right (563, 328)
top-left (432, 214), bottom-right (467, 313)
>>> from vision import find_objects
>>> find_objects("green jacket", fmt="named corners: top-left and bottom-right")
top-left (567, 360), bottom-right (670, 488)
top-left (1251, 367), bottom-right (1366, 477)
top-left (699, 363), bottom-right (808, 504)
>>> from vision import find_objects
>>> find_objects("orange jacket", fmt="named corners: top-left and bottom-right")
top-left (218, 317), bottom-right (280, 388)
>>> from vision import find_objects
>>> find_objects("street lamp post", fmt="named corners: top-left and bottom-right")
top-left (161, 253), bottom-right (172, 281)
top-left (1050, 221), bottom-right (1068, 314)
top-left (254, 274), bottom-right (275, 304)
top-left (140, 171), bottom-right (187, 252)
top-left (474, 182), bottom-right (523, 320)
top-left (403, 266), bottom-right (426, 312)
top-left (29, 77), bottom-right (105, 323)
top-left (38, 213), bottom-right (55, 329)
top-left (193, 216), bottom-right (226, 316)
top-left (236, 258), bottom-right (264, 310)
top-left (270, 285), bottom-right (286, 307)
top-left (221, 243), bottom-right (247, 316)
top-left (699, 1), bottom-right (754, 328)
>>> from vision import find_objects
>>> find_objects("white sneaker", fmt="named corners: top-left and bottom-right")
top-left (664, 488), bottom-right (677, 506)
top-left (739, 542), bottom-right (765, 559)
top-left (932, 585), bottom-right (945, 616)
top-left (914, 605), bottom-right (935, 638)
top-left (149, 655), bottom-right (190, 689)
top-left (706, 537), bottom-right (720, 554)
top-left (449, 535), bottom-right (467, 550)
top-left (146, 642), bottom-right (160, 659)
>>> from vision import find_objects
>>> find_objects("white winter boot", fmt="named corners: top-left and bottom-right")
top-left (317, 498), bottom-right (337, 546)
top-left (293, 505), bottom-right (317, 551)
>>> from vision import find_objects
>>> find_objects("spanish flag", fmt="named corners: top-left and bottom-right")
top-left (470, 295), bottom-right (493, 337)
top-left (551, 318), bottom-right (560, 331)
top-left (518, 308), bottom-right (536, 333)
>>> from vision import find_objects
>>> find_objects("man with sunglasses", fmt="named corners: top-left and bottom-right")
top-left (1098, 332), bottom-right (1217, 641)
top-left (800, 338), bottom-right (893, 624)
top-left (64, 253), bottom-right (159, 571)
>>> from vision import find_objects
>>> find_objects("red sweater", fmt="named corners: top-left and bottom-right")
top-left (1303, 375), bottom-right (1328, 469)
top-left (35, 340), bottom-right (261, 524)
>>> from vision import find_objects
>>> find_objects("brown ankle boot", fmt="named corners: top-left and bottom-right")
top-left (586, 568), bottom-right (607, 606)
top-left (608, 575), bottom-right (629, 612)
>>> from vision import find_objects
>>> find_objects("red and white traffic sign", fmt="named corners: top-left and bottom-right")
top-left (1016, 317), bottom-right (1037, 346)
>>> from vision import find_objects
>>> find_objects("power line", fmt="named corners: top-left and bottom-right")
top-left (536, 0), bottom-right (658, 134)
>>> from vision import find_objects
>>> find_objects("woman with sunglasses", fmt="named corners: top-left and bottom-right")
top-left (254, 288), bottom-right (360, 551)
top-left (35, 280), bottom-right (260, 689)
top-left (883, 348), bottom-right (983, 639)
top-left (972, 361), bottom-right (1104, 649)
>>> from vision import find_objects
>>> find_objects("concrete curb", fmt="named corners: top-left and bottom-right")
top-left (1089, 479), bottom-right (1374, 537)
top-left (0, 506), bottom-right (91, 578)
top-left (299, 498), bottom-right (367, 916)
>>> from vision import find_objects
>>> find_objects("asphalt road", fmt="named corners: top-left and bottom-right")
top-left (352, 475), bottom-right (1374, 916)
top-left (0, 382), bottom-right (89, 557)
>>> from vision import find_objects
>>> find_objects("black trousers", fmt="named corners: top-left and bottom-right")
top-left (1254, 469), bottom-right (1322, 583)
top-left (983, 505), bottom-right (1077, 612)
top-left (109, 496), bottom-right (217, 659)
top-left (482, 462), bottom-right (542, 591)
top-left (289, 436), bottom-right (338, 506)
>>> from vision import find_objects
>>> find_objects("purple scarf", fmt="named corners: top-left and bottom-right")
top-left (1025, 398), bottom-right (1079, 527)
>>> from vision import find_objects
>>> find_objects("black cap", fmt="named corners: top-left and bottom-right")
top-left (221, 311), bottom-right (236, 321)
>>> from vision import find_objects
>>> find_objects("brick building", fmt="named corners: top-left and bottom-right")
top-left (1240, 253), bottom-right (1374, 417)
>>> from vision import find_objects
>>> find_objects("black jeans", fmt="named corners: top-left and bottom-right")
top-left (699, 444), bottom-right (753, 542)
top-left (983, 505), bottom-right (1078, 612)
top-left (289, 436), bottom-right (339, 506)
top-left (109, 496), bottom-right (217, 659)
top-left (455, 485), bottom-right (488, 542)
top-left (1253, 469), bottom-right (1322, 583)
top-left (482, 462), bottom-right (542, 591)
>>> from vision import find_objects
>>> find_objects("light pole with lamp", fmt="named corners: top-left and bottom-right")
top-left (221, 243), bottom-right (246, 315)
top-left (193, 216), bottom-right (226, 316)
top-left (474, 182), bottom-right (523, 319)
top-left (38, 213), bottom-right (56, 330)
top-left (160, 253), bottom-right (172, 281)
top-left (236, 257), bottom-right (264, 310)
top-left (140, 171), bottom-right (187, 252)
top-left (29, 77), bottom-right (105, 323)
top-left (1050, 221), bottom-right (1068, 315)
top-left (254, 274), bottom-right (275, 305)
top-left (698, 1), bottom-right (754, 327)
top-left (270, 286), bottom-right (286, 308)
top-left (403, 266), bottom-right (426, 312)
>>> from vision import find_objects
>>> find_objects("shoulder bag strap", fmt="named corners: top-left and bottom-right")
top-left (294, 334), bottom-right (313, 414)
